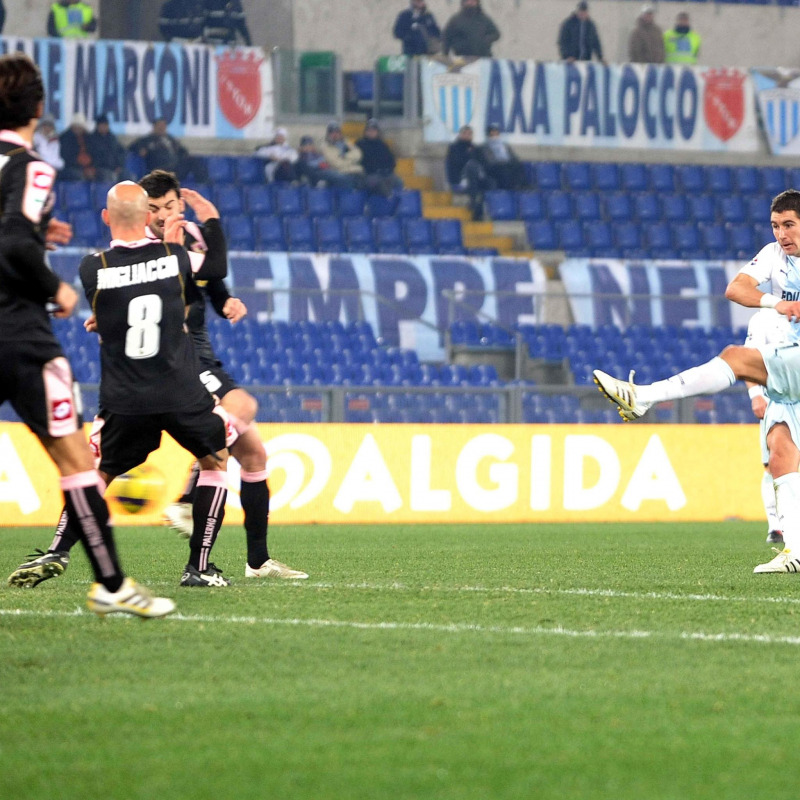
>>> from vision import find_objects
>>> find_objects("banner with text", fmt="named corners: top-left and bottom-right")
top-left (422, 58), bottom-right (759, 152)
top-left (0, 423), bottom-right (763, 526)
top-left (752, 66), bottom-right (800, 156)
top-left (560, 258), bottom-right (767, 331)
top-left (0, 36), bottom-right (273, 138)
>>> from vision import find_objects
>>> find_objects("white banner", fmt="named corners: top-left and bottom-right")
top-left (752, 67), bottom-right (800, 156)
top-left (422, 59), bottom-right (759, 152)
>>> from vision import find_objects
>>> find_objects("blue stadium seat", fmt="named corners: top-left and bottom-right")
top-left (314, 216), bottom-right (344, 252)
top-left (687, 194), bottom-right (715, 223)
top-left (613, 221), bottom-right (642, 252)
top-left (644, 221), bottom-right (672, 252)
top-left (365, 194), bottom-right (397, 218)
top-left (236, 156), bottom-right (264, 184)
top-left (661, 193), bottom-right (688, 222)
top-left (558, 220), bottom-right (586, 253)
top-left (591, 162), bottom-right (620, 191)
top-left (336, 188), bottom-right (366, 217)
top-left (255, 215), bottom-right (286, 250)
top-left (404, 217), bottom-right (434, 254)
top-left (225, 215), bottom-right (256, 250)
top-left (526, 220), bottom-right (557, 250)
top-left (433, 218), bottom-right (464, 253)
top-left (534, 162), bottom-right (561, 190)
top-left (244, 184), bottom-right (273, 215)
top-left (760, 166), bottom-right (787, 195)
top-left (733, 166), bottom-right (760, 194)
top-left (584, 221), bottom-right (614, 255)
top-left (745, 194), bottom-right (771, 223)
top-left (68, 209), bottom-right (102, 247)
top-left (706, 165), bottom-right (733, 194)
top-left (305, 186), bottom-right (334, 217)
top-left (701, 223), bottom-right (727, 254)
top-left (727, 224), bottom-right (755, 257)
top-left (284, 215), bottom-right (315, 251)
top-left (206, 155), bottom-right (236, 184)
top-left (676, 164), bottom-right (705, 193)
top-left (394, 189), bottom-right (422, 218)
top-left (274, 185), bottom-right (303, 216)
top-left (516, 191), bottom-right (545, 221)
top-left (563, 162), bottom-right (591, 191)
top-left (621, 162), bottom-right (648, 191)
top-left (214, 185), bottom-right (244, 216)
top-left (649, 164), bottom-right (675, 192)
top-left (573, 192), bottom-right (601, 221)
top-left (546, 191), bottom-right (572, 221)
top-left (374, 217), bottom-right (405, 253)
top-left (485, 190), bottom-right (516, 220)
top-left (603, 192), bottom-right (633, 221)
top-left (91, 180), bottom-right (114, 208)
top-left (718, 195), bottom-right (746, 224)
top-left (674, 222), bottom-right (701, 255)
top-left (633, 192), bottom-right (661, 222)
top-left (60, 181), bottom-right (93, 212)
top-left (343, 216), bottom-right (374, 252)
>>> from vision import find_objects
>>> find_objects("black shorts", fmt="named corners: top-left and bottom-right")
top-left (91, 405), bottom-right (227, 477)
top-left (0, 339), bottom-right (80, 439)
top-left (198, 363), bottom-right (238, 401)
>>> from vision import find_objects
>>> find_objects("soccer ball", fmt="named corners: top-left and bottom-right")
top-left (106, 464), bottom-right (167, 515)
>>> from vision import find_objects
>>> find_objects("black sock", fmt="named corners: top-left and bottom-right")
top-left (188, 471), bottom-right (227, 571)
top-left (178, 461), bottom-right (201, 504)
top-left (241, 473), bottom-right (269, 568)
top-left (48, 505), bottom-right (81, 554)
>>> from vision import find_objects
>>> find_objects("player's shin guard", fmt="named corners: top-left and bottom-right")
top-left (774, 473), bottom-right (800, 551)
top-left (240, 470), bottom-right (269, 568)
top-left (61, 471), bottom-right (123, 592)
top-left (188, 470), bottom-right (227, 571)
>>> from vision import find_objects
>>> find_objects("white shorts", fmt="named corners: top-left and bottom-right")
top-left (760, 400), bottom-right (800, 465)
top-left (759, 343), bottom-right (800, 404)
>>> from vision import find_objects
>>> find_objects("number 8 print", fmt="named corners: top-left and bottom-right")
top-left (125, 294), bottom-right (162, 359)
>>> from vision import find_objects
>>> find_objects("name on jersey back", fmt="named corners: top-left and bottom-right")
top-left (97, 254), bottom-right (180, 290)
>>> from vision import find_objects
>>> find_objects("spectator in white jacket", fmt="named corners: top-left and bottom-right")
top-left (255, 127), bottom-right (298, 183)
top-left (33, 115), bottom-right (64, 173)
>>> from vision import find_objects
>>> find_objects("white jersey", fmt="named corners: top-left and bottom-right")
top-left (739, 242), bottom-right (800, 343)
top-left (744, 308), bottom-right (793, 350)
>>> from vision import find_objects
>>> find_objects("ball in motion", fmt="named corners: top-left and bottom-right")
top-left (106, 464), bottom-right (167, 515)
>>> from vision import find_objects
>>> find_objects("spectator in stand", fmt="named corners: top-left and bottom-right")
top-left (320, 122), bottom-right (364, 187)
top-left (393, 0), bottom-right (441, 56)
top-left (202, 0), bottom-right (252, 46)
top-left (628, 5), bottom-right (664, 64)
top-left (480, 124), bottom-right (528, 191)
top-left (159, 0), bottom-right (204, 41)
top-left (446, 124), bottom-right (493, 221)
top-left (129, 118), bottom-right (209, 183)
top-left (294, 135), bottom-right (355, 189)
top-left (33, 115), bottom-right (64, 174)
top-left (355, 119), bottom-right (403, 197)
top-left (47, 0), bottom-right (97, 38)
top-left (663, 12), bottom-right (701, 65)
top-left (442, 0), bottom-right (500, 59)
top-left (87, 115), bottom-right (129, 182)
top-left (558, 1), bottom-right (604, 64)
top-left (59, 113), bottom-right (94, 181)
top-left (255, 127), bottom-right (298, 183)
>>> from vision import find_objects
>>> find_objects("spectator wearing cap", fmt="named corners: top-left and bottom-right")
top-left (558, 1), bottom-right (604, 63)
top-left (59, 113), bottom-right (94, 180)
top-left (629, 5), bottom-right (664, 64)
top-left (255, 127), bottom-right (299, 183)
top-left (445, 124), bottom-right (493, 221)
top-left (442, 0), bottom-right (500, 59)
top-left (663, 12), bottom-right (701, 65)
top-left (320, 122), bottom-right (364, 184)
top-left (294, 134), bottom-right (357, 189)
top-left (33, 115), bottom-right (64, 174)
top-left (393, 0), bottom-right (441, 56)
top-left (87, 115), bottom-right (130, 182)
top-left (355, 119), bottom-right (403, 197)
top-left (479, 124), bottom-right (528, 191)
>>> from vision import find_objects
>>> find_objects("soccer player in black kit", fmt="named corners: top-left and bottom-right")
top-left (0, 52), bottom-right (175, 617)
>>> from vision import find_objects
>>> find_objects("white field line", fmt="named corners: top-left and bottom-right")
top-left (3, 606), bottom-right (800, 646)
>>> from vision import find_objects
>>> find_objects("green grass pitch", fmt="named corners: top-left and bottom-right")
top-left (2, 521), bottom-right (800, 800)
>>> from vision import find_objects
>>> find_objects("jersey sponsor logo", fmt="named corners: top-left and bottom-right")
top-left (97, 254), bottom-right (180, 289)
top-left (51, 398), bottom-right (73, 421)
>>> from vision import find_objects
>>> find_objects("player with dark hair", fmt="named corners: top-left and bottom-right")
top-left (0, 52), bottom-right (174, 617)
top-left (140, 169), bottom-right (307, 580)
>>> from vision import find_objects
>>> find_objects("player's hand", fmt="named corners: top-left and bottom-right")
top-left (51, 281), bottom-right (78, 318)
top-left (223, 297), bottom-right (247, 323)
top-left (776, 299), bottom-right (800, 323)
top-left (45, 217), bottom-right (73, 248)
top-left (181, 188), bottom-right (220, 223)
top-left (163, 211), bottom-right (186, 244)
top-left (84, 314), bottom-right (98, 333)
top-left (751, 394), bottom-right (768, 420)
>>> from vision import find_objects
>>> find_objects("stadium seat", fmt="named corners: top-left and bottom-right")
top-left (213, 185), bottom-right (244, 216)
top-left (591, 162), bottom-right (620, 192)
top-left (644, 222), bottom-right (672, 252)
top-left (633, 192), bottom-right (661, 222)
top-left (206, 155), bottom-right (236, 184)
top-left (649, 164), bottom-right (675, 192)
top-left (343, 216), bottom-right (374, 252)
top-left (91, 180), bottom-right (115, 208)
top-left (701, 223), bottom-right (727, 253)
top-left (485, 190), bottom-right (516, 221)
top-left (433, 219), bottom-right (464, 253)
top-left (336, 188), bottom-right (367, 217)
top-left (673, 222), bottom-right (701, 255)
top-left (394, 189), bottom-right (422, 218)
top-left (364, 194), bottom-right (397, 218)
top-left (558, 220), bottom-right (586, 253)
top-left (255, 215), bottom-right (286, 250)
top-left (533, 162), bottom-right (562, 190)
top-left (243, 185), bottom-right (273, 215)
top-left (305, 186), bottom-right (334, 217)
top-left (584, 221), bottom-right (614, 254)
top-left (603, 192), bottom-right (634, 221)
top-left (516, 191), bottom-right (545, 221)
top-left (563, 162), bottom-right (591, 191)
top-left (60, 181), bottom-right (93, 213)
top-left (718, 195), bottom-right (746, 224)
top-left (274, 185), bottom-right (303, 216)
top-left (745, 194), bottom-right (771, 223)
top-left (661, 193), bottom-right (688, 222)
top-left (225, 215), bottom-right (256, 250)
top-left (612, 221), bottom-right (642, 251)
top-left (404, 217), bottom-right (434, 254)
top-left (687, 194), bottom-right (715, 223)
top-left (68, 209), bottom-right (102, 247)
top-left (236, 156), bottom-right (264, 184)
top-left (733, 165), bottom-right (760, 194)
top-left (621, 162), bottom-right (648, 192)
top-left (284, 215), bottom-right (315, 251)
top-left (706, 165), bottom-right (733, 194)
top-left (374, 217), bottom-right (405, 253)
top-left (546, 191), bottom-right (572, 221)
top-left (676, 164), bottom-right (705, 193)
top-left (573, 192), bottom-right (601, 221)
top-left (526, 220), bottom-right (557, 250)
top-left (760, 166), bottom-right (787, 195)
top-left (314, 216), bottom-right (344, 252)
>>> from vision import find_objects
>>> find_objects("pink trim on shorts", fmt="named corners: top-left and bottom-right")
top-left (44, 357), bottom-right (79, 437)
top-left (241, 469), bottom-right (268, 483)
top-left (60, 470), bottom-right (102, 491)
top-left (212, 404), bottom-right (239, 448)
top-left (197, 470), bottom-right (227, 488)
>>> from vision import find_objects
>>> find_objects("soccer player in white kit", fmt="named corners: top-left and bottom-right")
top-left (593, 188), bottom-right (800, 573)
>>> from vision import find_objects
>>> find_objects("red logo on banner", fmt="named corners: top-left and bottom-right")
top-left (703, 69), bottom-right (746, 142)
top-left (217, 51), bottom-right (263, 129)
top-left (52, 398), bottom-right (72, 421)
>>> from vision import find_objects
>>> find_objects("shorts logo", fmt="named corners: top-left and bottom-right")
top-left (51, 398), bottom-right (73, 421)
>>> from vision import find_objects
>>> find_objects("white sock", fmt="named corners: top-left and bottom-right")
top-left (637, 357), bottom-right (736, 404)
top-left (761, 470), bottom-right (780, 533)
top-left (774, 473), bottom-right (800, 551)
